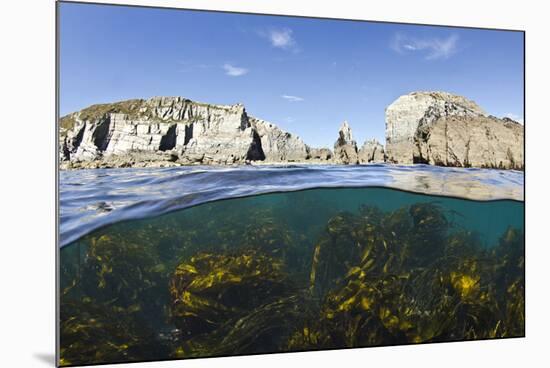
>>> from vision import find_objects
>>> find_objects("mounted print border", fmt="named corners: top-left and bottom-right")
top-left (56, 1), bottom-right (525, 366)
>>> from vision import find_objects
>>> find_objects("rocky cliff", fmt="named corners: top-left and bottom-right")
top-left (249, 117), bottom-right (309, 162)
top-left (60, 97), bottom-right (312, 169)
top-left (60, 92), bottom-right (523, 170)
top-left (415, 115), bottom-right (524, 169)
top-left (385, 91), bottom-right (523, 169)
top-left (385, 91), bottom-right (486, 164)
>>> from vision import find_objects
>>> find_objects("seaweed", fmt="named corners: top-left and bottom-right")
top-left (59, 233), bottom-right (171, 366)
top-left (289, 203), bottom-right (524, 350)
top-left (59, 199), bottom-right (524, 364)
top-left (168, 249), bottom-right (304, 357)
top-left (59, 298), bottom-right (171, 366)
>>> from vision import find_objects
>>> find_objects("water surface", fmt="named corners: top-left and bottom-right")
top-left (59, 165), bottom-right (525, 366)
top-left (59, 164), bottom-right (524, 246)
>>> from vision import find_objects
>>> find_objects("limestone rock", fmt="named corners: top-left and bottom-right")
top-left (385, 91), bottom-right (486, 164)
top-left (60, 97), bottom-right (293, 167)
top-left (333, 121), bottom-right (359, 164)
top-left (249, 117), bottom-right (309, 162)
top-left (60, 151), bottom-right (181, 170)
top-left (415, 115), bottom-right (524, 169)
top-left (60, 92), bottom-right (522, 170)
top-left (180, 104), bottom-right (263, 164)
top-left (385, 91), bottom-right (523, 169)
top-left (308, 148), bottom-right (333, 161)
top-left (358, 139), bottom-right (385, 163)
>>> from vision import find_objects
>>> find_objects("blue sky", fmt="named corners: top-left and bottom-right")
top-left (59, 2), bottom-right (524, 147)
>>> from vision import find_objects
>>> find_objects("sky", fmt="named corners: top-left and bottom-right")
top-left (59, 2), bottom-right (524, 148)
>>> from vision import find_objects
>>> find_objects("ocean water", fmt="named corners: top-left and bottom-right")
top-left (59, 164), bottom-right (523, 247)
top-left (58, 165), bottom-right (524, 366)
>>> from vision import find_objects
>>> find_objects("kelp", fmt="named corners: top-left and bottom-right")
top-left (289, 203), bottom-right (524, 350)
top-left (169, 250), bottom-right (289, 335)
top-left (59, 299), bottom-right (171, 366)
top-left (59, 233), bottom-right (172, 366)
top-left (178, 293), bottom-right (312, 357)
top-left (59, 200), bottom-right (524, 365)
top-left (168, 249), bottom-right (304, 357)
top-left (491, 227), bottom-right (525, 336)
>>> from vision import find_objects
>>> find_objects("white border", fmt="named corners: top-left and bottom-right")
top-left (2, 1), bottom-right (548, 367)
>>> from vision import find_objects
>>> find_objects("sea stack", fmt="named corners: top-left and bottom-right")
top-left (333, 121), bottom-right (359, 164)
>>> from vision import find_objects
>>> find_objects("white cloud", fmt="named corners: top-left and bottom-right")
top-left (258, 28), bottom-right (298, 52)
top-left (391, 33), bottom-right (459, 60)
top-left (504, 113), bottom-right (524, 125)
top-left (281, 95), bottom-right (304, 102)
top-left (222, 63), bottom-right (249, 77)
top-left (269, 28), bottom-right (295, 49)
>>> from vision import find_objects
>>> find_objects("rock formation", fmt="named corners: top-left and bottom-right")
top-left (333, 121), bottom-right (359, 164)
top-left (415, 115), bottom-right (524, 169)
top-left (308, 148), bottom-right (333, 161)
top-left (385, 91), bottom-right (523, 169)
top-left (358, 139), bottom-right (385, 163)
top-left (60, 92), bottom-right (523, 170)
top-left (385, 91), bottom-right (486, 164)
top-left (60, 97), bottom-right (312, 168)
top-left (249, 117), bottom-right (309, 162)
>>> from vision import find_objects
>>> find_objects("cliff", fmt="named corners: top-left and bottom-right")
top-left (249, 117), bottom-right (309, 162)
top-left (59, 92), bottom-right (524, 170)
top-left (414, 115), bottom-right (524, 169)
top-left (385, 91), bottom-right (523, 169)
top-left (60, 97), bottom-right (314, 169)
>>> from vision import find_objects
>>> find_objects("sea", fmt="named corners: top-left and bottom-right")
top-left (58, 164), bottom-right (525, 366)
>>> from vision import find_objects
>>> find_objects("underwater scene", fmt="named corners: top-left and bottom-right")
top-left (58, 166), bottom-right (524, 366)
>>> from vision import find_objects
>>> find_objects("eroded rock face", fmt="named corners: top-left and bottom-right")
top-left (60, 97), bottom-right (314, 167)
top-left (415, 115), bottom-right (524, 169)
top-left (60, 93), bottom-right (523, 170)
top-left (249, 117), bottom-right (309, 162)
top-left (179, 104), bottom-right (264, 165)
top-left (333, 121), bottom-right (359, 164)
top-left (385, 92), bottom-right (486, 164)
top-left (385, 91), bottom-right (523, 169)
top-left (358, 139), bottom-right (385, 163)
top-left (308, 148), bottom-right (333, 161)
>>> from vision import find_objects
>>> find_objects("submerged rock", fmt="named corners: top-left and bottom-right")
top-left (385, 91), bottom-right (523, 169)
